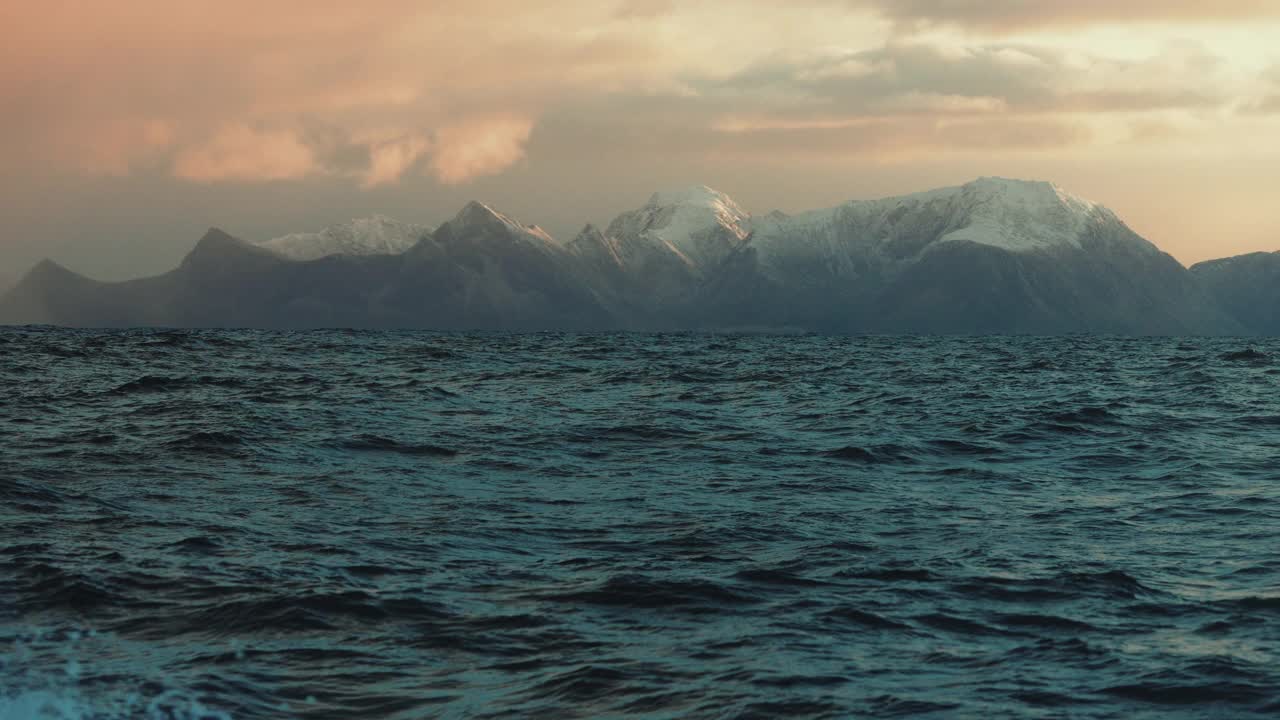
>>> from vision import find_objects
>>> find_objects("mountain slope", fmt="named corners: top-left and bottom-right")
top-left (565, 223), bottom-right (701, 325)
top-left (386, 202), bottom-right (612, 330)
top-left (603, 186), bottom-right (750, 272)
top-left (1191, 251), bottom-right (1280, 334)
top-left (0, 259), bottom-right (112, 326)
top-left (564, 186), bottom-right (755, 325)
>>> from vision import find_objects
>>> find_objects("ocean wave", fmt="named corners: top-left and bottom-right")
top-left (5, 330), bottom-right (1280, 718)
top-left (336, 434), bottom-right (458, 457)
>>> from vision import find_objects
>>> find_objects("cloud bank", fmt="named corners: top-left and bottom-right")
top-left (2, 0), bottom-right (1280, 274)
top-left (4, 1), bottom-right (1273, 188)
top-left (0, 1), bottom-right (669, 184)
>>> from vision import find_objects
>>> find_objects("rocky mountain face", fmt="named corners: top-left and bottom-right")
top-left (0, 178), bottom-right (1266, 334)
top-left (1191, 252), bottom-right (1280, 335)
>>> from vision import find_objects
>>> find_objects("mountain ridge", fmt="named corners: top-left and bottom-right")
top-left (2, 178), bottom-right (1271, 334)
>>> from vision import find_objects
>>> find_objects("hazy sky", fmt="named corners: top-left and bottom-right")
top-left (4, 1), bottom-right (1280, 281)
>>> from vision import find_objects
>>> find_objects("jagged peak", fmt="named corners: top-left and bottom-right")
top-left (647, 185), bottom-right (741, 210)
top-left (191, 227), bottom-right (280, 258)
top-left (598, 185), bottom-right (751, 271)
top-left (644, 188), bottom-right (752, 236)
top-left (10, 258), bottom-right (94, 291)
top-left (183, 227), bottom-right (279, 269)
top-left (188, 227), bottom-right (256, 256)
top-left (450, 201), bottom-right (556, 246)
top-left (643, 185), bottom-right (749, 225)
top-left (30, 258), bottom-right (73, 275)
top-left (453, 200), bottom-right (516, 228)
top-left (198, 227), bottom-right (240, 245)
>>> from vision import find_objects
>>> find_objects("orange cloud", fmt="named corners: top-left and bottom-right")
top-left (173, 125), bottom-right (317, 182)
top-left (0, 0), bottom-right (1274, 189)
top-left (430, 116), bottom-right (535, 185)
top-left (0, 1), bottom-right (664, 186)
top-left (362, 135), bottom-right (433, 188)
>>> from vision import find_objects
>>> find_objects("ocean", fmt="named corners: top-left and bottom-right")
top-left (2, 328), bottom-right (1278, 718)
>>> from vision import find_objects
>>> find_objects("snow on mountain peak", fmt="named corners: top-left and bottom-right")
top-left (257, 216), bottom-right (429, 261)
top-left (646, 186), bottom-right (750, 236)
top-left (759, 177), bottom-right (1114, 254)
top-left (745, 176), bottom-right (1135, 286)
top-left (963, 177), bottom-right (1099, 215)
top-left (603, 185), bottom-right (750, 271)
top-left (454, 200), bottom-right (508, 224)
top-left (451, 201), bottom-right (557, 247)
top-left (649, 185), bottom-right (741, 210)
top-left (941, 177), bottom-right (1109, 252)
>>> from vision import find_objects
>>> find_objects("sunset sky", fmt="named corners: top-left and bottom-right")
top-left (4, 1), bottom-right (1280, 281)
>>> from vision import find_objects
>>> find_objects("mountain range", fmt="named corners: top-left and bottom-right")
top-left (2, 177), bottom-right (1274, 334)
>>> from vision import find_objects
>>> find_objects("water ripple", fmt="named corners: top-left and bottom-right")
top-left (2, 329), bottom-right (1279, 718)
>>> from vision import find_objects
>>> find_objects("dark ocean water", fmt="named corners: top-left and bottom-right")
top-left (2, 329), bottom-right (1279, 719)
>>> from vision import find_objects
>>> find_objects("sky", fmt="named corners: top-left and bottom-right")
top-left (3, 1), bottom-right (1280, 283)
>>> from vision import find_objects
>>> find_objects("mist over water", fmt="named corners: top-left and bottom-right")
top-left (3, 329), bottom-right (1279, 718)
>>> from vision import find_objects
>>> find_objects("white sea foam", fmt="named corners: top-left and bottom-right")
top-left (0, 628), bottom-right (232, 720)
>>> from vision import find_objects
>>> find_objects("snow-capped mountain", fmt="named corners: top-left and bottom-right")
top-left (562, 177), bottom-right (1225, 333)
top-left (423, 201), bottom-right (560, 256)
top-left (564, 186), bottom-right (753, 322)
top-left (256, 215), bottom-right (430, 261)
top-left (721, 177), bottom-right (1227, 333)
top-left (0, 178), bottom-right (1262, 333)
top-left (747, 178), bottom-right (1139, 285)
top-left (601, 186), bottom-right (751, 272)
